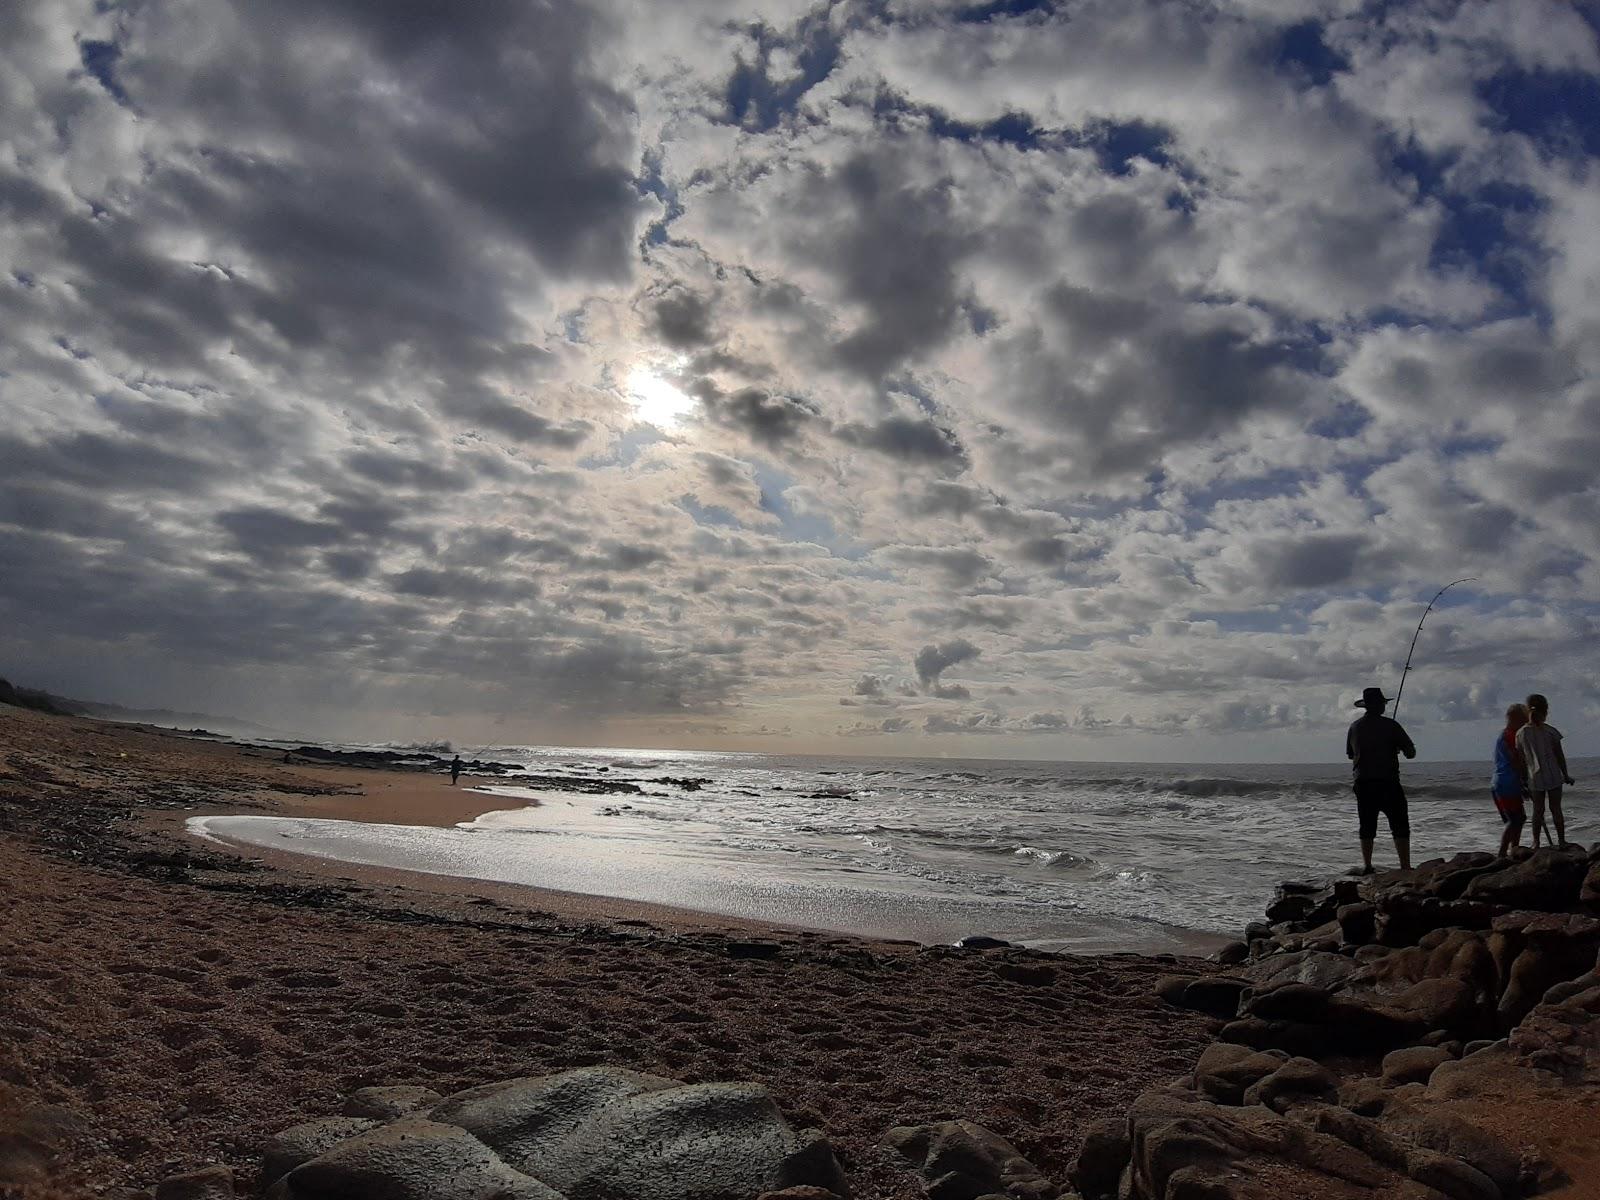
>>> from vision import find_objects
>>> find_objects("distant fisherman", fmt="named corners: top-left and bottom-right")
top-left (1346, 686), bottom-right (1416, 874)
top-left (450, 755), bottom-right (463, 786)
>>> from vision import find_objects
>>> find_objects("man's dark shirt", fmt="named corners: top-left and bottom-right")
top-left (1346, 714), bottom-right (1416, 782)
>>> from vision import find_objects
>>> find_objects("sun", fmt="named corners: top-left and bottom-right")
top-left (626, 366), bottom-right (697, 429)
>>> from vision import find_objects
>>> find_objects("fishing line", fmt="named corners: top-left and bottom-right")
top-left (1391, 577), bottom-right (1476, 721)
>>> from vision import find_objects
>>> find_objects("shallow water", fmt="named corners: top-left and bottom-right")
top-left (193, 748), bottom-right (1597, 953)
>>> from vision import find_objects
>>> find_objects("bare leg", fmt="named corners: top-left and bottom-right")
top-left (1552, 790), bottom-right (1567, 848)
top-left (1394, 836), bottom-right (1411, 871)
top-left (1359, 837), bottom-right (1374, 873)
top-left (1499, 824), bottom-right (1514, 857)
top-left (1531, 792), bottom-right (1546, 849)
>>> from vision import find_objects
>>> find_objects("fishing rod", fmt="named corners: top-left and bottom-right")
top-left (1391, 577), bottom-right (1476, 721)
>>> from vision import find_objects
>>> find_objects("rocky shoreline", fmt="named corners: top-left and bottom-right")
top-left (1075, 847), bottom-right (1600, 1198)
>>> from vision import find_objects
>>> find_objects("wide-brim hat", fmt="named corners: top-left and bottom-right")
top-left (1354, 687), bottom-right (1390, 709)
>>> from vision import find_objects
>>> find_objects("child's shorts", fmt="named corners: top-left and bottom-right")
top-left (1493, 792), bottom-right (1526, 828)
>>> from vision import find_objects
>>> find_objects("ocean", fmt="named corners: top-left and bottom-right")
top-left (190, 747), bottom-right (1593, 955)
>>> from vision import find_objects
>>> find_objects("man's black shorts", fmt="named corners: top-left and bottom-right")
top-left (1355, 779), bottom-right (1409, 840)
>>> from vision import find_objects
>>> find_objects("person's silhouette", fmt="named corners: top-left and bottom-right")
top-left (1346, 687), bottom-right (1416, 873)
top-left (449, 755), bottom-right (463, 786)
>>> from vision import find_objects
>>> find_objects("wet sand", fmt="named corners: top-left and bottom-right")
top-left (0, 706), bottom-right (1220, 1197)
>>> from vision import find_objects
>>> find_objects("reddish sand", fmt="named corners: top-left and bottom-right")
top-left (0, 707), bottom-right (1221, 1198)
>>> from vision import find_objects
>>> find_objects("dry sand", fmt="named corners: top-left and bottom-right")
top-left (0, 706), bottom-right (1221, 1198)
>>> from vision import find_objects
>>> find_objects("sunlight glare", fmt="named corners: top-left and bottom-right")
top-left (627, 367), bottom-right (696, 429)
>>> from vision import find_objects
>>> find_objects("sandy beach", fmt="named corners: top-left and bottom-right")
top-left (0, 706), bottom-right (1220, 1197)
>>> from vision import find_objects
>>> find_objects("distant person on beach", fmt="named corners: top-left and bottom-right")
top-left (1346, 686), bottom-right (1416, 873)
top-left (1492, 703), bottom-right (1529, 858)
top-left (1517, 693), bottom-right (1574, 850)
top-left (450, 755), bottom-right (463, 786)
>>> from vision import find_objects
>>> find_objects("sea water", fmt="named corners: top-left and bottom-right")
top-left (190, 748), bottom-right (1596, 954)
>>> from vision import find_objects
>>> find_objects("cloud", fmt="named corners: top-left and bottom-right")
top-left (914, 638), bottom-right (981, 687)
top-left (1, 0), bottom-right (1596, 756)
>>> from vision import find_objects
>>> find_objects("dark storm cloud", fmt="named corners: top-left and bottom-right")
top-left (650, 288), bottom-right (716, 349)
top-left (1000, 284), bottom-right (1316, 480)
top-left (695, 385), bottom-right (820, 449)
top-left (0, 430), bottom-right (221, 494)
top-left (835, 415), bottom-right (969, 469)
top-left (1247, 532), bottom-right (1375, 591)
top-left (914, 638), bottom-right (981, 687)
top-left (216, 508), bottom-right (344, 564)
top-left (788, 151), bottom-right (978, 380)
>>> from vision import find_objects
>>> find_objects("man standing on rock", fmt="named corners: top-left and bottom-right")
top-left (1346, 686), bottom-right (1416, 874)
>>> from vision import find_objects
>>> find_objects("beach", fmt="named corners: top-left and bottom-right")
top-left (0, 706), bottom-right (1218, 1197)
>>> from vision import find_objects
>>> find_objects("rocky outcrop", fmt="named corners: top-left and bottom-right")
top-left (1099, 845), bottom-right (1600, 1198)
top-left (882, 1120), bottom-right (1053, 1200)
top-left (262, 1066), bottom-right (847, 1200)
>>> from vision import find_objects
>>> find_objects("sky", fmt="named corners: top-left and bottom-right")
top-left (2, 0), bottom-right (1598, 761)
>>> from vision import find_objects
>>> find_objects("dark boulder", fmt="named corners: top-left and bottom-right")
top-left (154, 1165), bottom-right (235, 1200)
top-left (1068, 1117), bottom-right (1128, 1200)
top-left (1464, 846), bottom-right (1588, 910)
top-left (1337, 902), bottom-right (1376, 945)
top-left (1240, 1057), bottom-right (1337, 1113)
top-left (1379, 1045), bottom-right (1451, 1086)
top-left (883, 1120), bottom-right (1053, 1200)
top-left (1190, 1043), bottom-right (1287, 1106)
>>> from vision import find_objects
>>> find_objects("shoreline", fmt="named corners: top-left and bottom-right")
top-left (0, 704), bottom-right (1221, 1197)
top-left (141, 733), bottom-right (1230, 955)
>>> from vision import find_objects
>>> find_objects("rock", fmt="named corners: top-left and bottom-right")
top-left (954, 936), bottom-right (1012, 950)
top-left (1376, 892), bottom-right (1497, 947)
top-left (260, 1117), bottom-right (379, 1188)
top-left (1191, 1044), bottom-right (1287, 1106)
top-left (266, 1118), bottom-right (560, 1200)
top-left (433, 1067), bottom-right (846, 1200)
top-left (1379, 1046), bottom-right (1451, 1086)
top-left (1337, 902), bottom-right (1376, 945)
top-left (1407, 853), bottom-right (1502, 901)
top-left (1215, 1017), bottom-right (1326, 1058)
top-left (884, 1120), bottom-right (1053, 1200)
top-left (1464, 845), bottom-right (1589, 910)
top-left (1178, 977), bottom-right (1248, 1019)
top-left (1265, 889), bottom-right (1315, 925)
top-left (1385, 1110), bottom-right (1521, 1196)
top-left (266, 1068), bottom-right (847, 1200)
top-left (1244, 982), bottom-right (1328, 1024)
top-left (1581, 859), bottom-right (1600, 910)
top-left (757, 1189), bottom-right (844, 1200)
top-left (1240, 949), bottom-right (1359, 993)
top-left (1462, 1038), bottom-right (1497, 1056)
top-left (1068, 1117), bottom-right (1127, 1200)
top-left (1406, 1148), bottom-right (1500, 1200)
top-left (153, 1166), bottom-right (234, 1200)
top-left (1153, 975), bottom-right (1191, 1006)
top-left (343, 1086), bottom-right (443, 1121)
top-left (0, 1101), bottom-right (87, 1189)
top-left (1210, 941), bottom-right (1248, 966)
top-left (1301, 1106), bottom-right (1408, 1170)
top-left (1240, 1057), bottom-right (1336, 1113)
top-left (1334, 1077), bottom-right (1390, 1117)
top-left (1122, 1088), bottom-right (1396, 1197)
